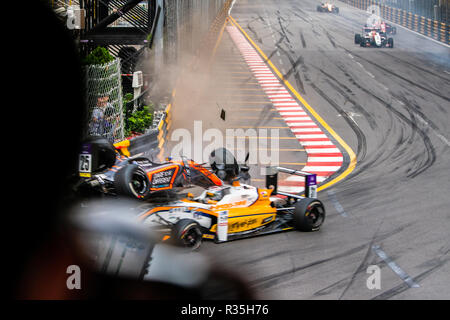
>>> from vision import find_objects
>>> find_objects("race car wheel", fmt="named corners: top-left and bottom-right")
top-left (355, 34), bottom-right (361, 44)
top-left (317, 6), bottom-right (322, 12)
top-left (171, 219), bottom-right (203, 250)
top-left (392, 27), bottom-right (397, 35)
top-left (388, 38), bottom-right (394, 48)
top-left (114, 164), bottom-right (151, 199)
top-left (293, 198), bottom-right (325, 232)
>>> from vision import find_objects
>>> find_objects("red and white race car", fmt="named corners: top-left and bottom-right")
top-left (366, 21), bottom-right (397, 35)
top-left (355, 27), bottom-right (394, 48)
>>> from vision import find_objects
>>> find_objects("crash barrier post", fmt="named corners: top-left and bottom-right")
top-left (337, 0), bottom-right (449, 45)
top-left (265, 167), bottom-right (317, 199)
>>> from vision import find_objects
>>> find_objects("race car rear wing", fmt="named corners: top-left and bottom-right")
top-left (264, 166), bottom-right (317, 198)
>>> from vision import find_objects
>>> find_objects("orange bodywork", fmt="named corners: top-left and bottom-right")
top-left (146, 164), bottom-right (180, 191)
top-left (139, 187), bottom-right (277, 236)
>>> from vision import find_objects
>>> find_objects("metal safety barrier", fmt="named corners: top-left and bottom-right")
top-left (114, 102), bottom-right (172, 161)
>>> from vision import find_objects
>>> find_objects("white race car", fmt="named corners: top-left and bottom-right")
top-left (355, 27), bottom-right (394, 48)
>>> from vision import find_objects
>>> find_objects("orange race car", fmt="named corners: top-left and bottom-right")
top-left (317, 2), bottom-right (339, 14)
top-left (77, 136), bottom-right (223, 199)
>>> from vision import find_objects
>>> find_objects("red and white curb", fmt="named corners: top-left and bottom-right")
top-left (226, 25), bottom-right (343, 193)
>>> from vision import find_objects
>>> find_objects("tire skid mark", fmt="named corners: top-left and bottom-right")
top-left (314, 277), bottom-right (354, 297)
top-left (248, 223), bottom-right (414, 290)
top-left (338, 239), bottom-right (375, 299)
top-left (322, 64), bottom-right (397, 178)
top-left (282, 55), bottom-right (305, 83)
top-left (246, 17), bottom-right (263, 44)
top-left (318, 68), bottom-right (378, 131)
top-left (394, 92), bottom-right (450, 150)
top-left (350, 81), bottom-right (437, 179)
top-left (292, 4), bottom-right (308, 16)
top-left (324, 30), bottom-right (337, 48)
top-left (244, 16), bottom-right (282, 43)
top-left (247, 17), bottom-right (286, 67)
top-left (377, 51), bottom-right (450, 83)
top-left (257, 14), bottom-right (265, 24)
top-left (276, 45), bottom-right (306, 94)
top-left (309, 81), bottom-right (367, 162)
top-left (372, 253), bottom-right (449, 300)
top-left (249, 243), bottom-right (369, 290)
top-left (329, 62), bottom-right (436, 179)
top-left (344, 49), bottom-right (450, 103)
top-left (335, 213), bottom-right (387, 299)
top-left (240, 250), bottom-right (291, 266)
top-left (292, 11), bottom-right (310, 24)
top-left (312, 251), bottom-right (380, 297)
top-left (300, 31), bottom-right (307, 48)
top-left (275, 10), bottom-right (288, 23)
top-left (277, 15), bottom-right (294, 42)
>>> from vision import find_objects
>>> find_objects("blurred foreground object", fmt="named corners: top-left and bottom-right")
top-left (9, 1), bottom-right (254, 300)
top-left (67, 199), bottom-right (257, 299)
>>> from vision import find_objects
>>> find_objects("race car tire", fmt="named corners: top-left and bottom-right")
top-left (114, 164), bottom-right (151, 199)
top-left (391, 27), bottom-right (397, 35)
top-left (355, 34), bottom-right (361, 44)
top-left (388, 38), bottom-right (394, 48)
top-left (293, 198), bottom-right (325, 232)
top-left (317, 6), bottom-right (322, 12)
top-left (334, 7), bottom-right (339, 14)
top-left (171, 219), bottom-right (203, 250)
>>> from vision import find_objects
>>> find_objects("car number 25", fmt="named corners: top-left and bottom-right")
top-left (79, 153), bottom-right (92, 177)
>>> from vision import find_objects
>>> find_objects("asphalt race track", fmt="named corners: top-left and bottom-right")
top-left (168, 0), bottom-right (450, 299)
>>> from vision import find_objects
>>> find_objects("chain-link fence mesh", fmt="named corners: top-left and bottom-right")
top-left (85, 58), bottom-right (125, 143)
